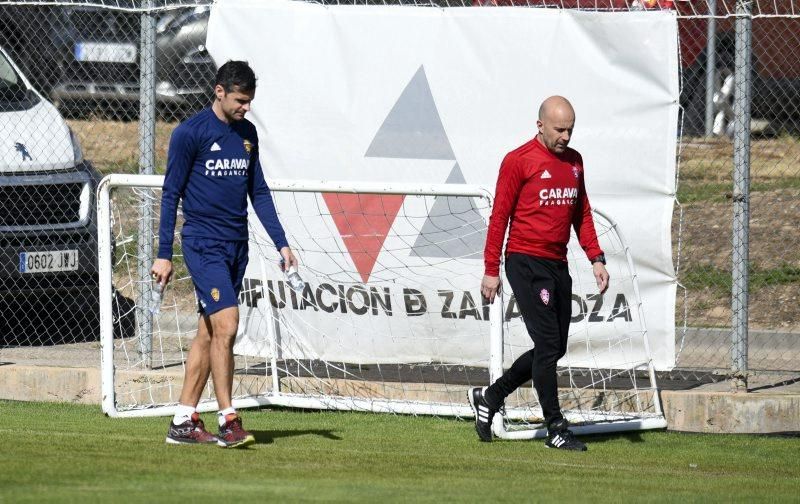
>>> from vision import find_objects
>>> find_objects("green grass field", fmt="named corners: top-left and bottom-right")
top-left (0, 400), bottom-right (798, 503)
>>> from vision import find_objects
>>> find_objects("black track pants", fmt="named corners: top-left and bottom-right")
top-left (484, 253), bottom-right (572, 427)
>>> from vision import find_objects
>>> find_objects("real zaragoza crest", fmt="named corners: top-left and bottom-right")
top-left (539, 288), bottom-right (550, 306)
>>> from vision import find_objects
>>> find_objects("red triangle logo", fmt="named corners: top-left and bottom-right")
top-left (322, 193), bottom-right (405, 283)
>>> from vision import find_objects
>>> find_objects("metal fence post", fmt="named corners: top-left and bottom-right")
top-left (731, 0), bottom-right (752, 391)
top-left (704, 0), bottom-right (717, 136)
top-left (137, 1), bottom-right (157, 369)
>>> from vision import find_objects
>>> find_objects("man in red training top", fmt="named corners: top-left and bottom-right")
top-left (468, 96), bottom-right (609, 451)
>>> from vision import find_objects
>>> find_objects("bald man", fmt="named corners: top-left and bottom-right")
top-left (468, 96), bottom-right (609, 451)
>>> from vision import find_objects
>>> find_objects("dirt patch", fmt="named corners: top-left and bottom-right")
top-left (678, 136), bottom-right (800, 332)
top-left (675, 188), bottom-right (800, 271)
top-left (680, 136), bottom-right (800, 180)
top-left (68, 117), bottom-right (178, 174)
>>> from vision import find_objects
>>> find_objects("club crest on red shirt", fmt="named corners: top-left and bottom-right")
top-left (572, 166), bottom-right (580, 179)
top-left (540, 288), bottom-right (550, 306)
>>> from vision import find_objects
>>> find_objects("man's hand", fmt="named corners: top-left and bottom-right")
top-left (481, 275), bottom-right (501, 304)
top-left (150, 258), bottom-right (173, 290)
top-left (279, 246), bottom-right (298, 272)
top-left (593, 262), bottom-right (610, 294)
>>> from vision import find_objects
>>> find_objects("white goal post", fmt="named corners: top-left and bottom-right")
top-left (97, 173), bottom-right (666, 437)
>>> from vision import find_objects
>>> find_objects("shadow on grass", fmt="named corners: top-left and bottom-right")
top-left (581, 431), bottom-right (648, 444)
top-left (251, 429), bottom-right (342, 445)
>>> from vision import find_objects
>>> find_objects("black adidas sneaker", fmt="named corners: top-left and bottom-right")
top-left (468, 387), bottom-right (498, 442)
top-left (545, 418), bottom-right (587, 451)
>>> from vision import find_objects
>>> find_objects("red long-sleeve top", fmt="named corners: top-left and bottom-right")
top-left (484, 136), bottom-right (603, 277)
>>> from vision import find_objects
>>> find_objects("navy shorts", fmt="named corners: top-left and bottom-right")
top-left (182, 236), bottom-right (249, 316)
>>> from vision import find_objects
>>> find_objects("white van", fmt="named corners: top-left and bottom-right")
top-left (0, 44), bottom-right (102, 343)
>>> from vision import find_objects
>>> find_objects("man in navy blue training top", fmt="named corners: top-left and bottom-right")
top-left (151, 60), bottom-right (296, 448)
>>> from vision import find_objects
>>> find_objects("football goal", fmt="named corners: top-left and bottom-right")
top-left (97, 174), bottom-right (666, 437)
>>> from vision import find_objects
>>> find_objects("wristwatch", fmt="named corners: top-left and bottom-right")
top-left (591, 254), bottom-right (606, 265)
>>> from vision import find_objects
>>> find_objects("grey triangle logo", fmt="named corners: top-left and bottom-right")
top-left (365, 65), bottom-right (455, 160)
top-left (364, 65), bottom-right (485, 261)
top-left (409, 162), bottom-right (487, 259)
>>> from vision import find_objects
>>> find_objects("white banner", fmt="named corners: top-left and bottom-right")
top-left (207, 0), bottom-right (679, 370)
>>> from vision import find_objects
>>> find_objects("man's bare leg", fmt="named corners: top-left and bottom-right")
top-left (207, 306), bottom-right (253, 448)
top-left (178, 314), bottom-right (213, 407)
top-left (208, 306), bottom-right (239, 410)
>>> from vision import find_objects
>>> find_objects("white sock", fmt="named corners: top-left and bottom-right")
top-left (172, 404), bottom-right (195, 425)
top-left (218, 407), bottom-right (237, 427)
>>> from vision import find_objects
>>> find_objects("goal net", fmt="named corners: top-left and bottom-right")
top-left (489, 208), bottom-right (666, 439)
top-left (97, 174), bottom-right (665, 436)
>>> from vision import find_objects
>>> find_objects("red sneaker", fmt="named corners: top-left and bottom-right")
top-left (217, 414), bottom-right (255, 448)
top-left (165, 412), bottom-right (219, 445)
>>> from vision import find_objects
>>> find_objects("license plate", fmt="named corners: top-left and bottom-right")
top-left (74, 42), bottom-right (137, 63)
top-left (19, 250), bottom-right (79, 273)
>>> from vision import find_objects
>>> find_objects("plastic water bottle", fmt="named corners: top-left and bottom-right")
top-left (150, 281), bottom-right (163, 315)
top-left (281, 261), bottom-right (305, 292)
top-left (286, 266), bottom-right (306, 292)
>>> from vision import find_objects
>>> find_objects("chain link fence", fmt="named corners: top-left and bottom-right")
top-left (0, 1), bottom-right (212, 366)
top-left (0, 0), bottom-right (797, 389)
top-left (673, 0), bottom-right (800, 385)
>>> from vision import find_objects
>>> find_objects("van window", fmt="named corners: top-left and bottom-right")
top-left (0, 52), bottom-right (28, 102)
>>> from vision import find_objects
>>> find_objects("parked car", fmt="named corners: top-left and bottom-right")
top-left (56, 5), bottom-right (214, 118)
top-left (154, 6), bottom-right (216, 114)
top-left (0, 4), bottom-right (214, 120)
top-left (0, 44), bottom-right (103, 344)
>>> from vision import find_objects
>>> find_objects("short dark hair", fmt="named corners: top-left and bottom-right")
top-left (215, 60), bottom-right (257, 93)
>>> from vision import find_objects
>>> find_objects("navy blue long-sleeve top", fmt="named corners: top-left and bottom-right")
top-left (157, 108), bottom-right (288, 260)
